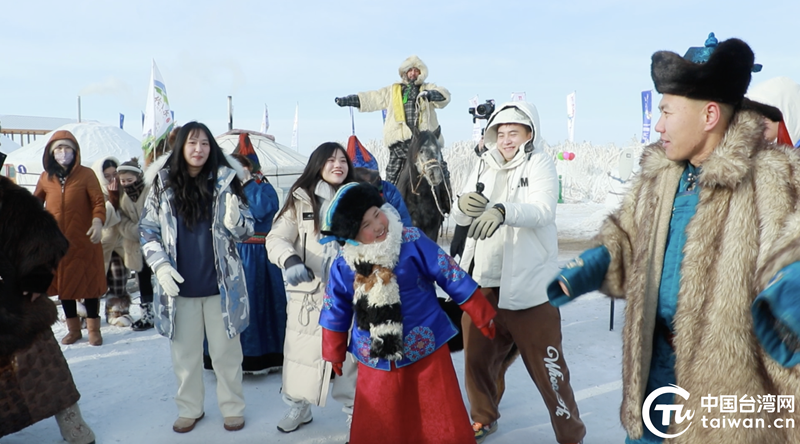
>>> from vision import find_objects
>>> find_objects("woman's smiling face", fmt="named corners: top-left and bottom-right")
top-left (320, 149), bottom-right (349, 186)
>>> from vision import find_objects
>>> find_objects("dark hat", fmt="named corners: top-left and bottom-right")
top-left (651, 34), bottom-right (758, 105)
top-left (741, 98), bottom-right (783, 122)
top-left (320, 182), bottom-right (385, 245)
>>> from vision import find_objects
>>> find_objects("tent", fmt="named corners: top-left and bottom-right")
top-left (216, 129), bottom-right (307, 204)
top-left (0, 134), bottom-right (22, 154)
top-left (5, 122), bottom-right (144, 189)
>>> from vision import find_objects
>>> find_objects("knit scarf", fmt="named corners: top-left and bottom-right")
top-left (123, 177), bottom-right (145, 202)
top-left (341, 205), bottom-right (404, 361)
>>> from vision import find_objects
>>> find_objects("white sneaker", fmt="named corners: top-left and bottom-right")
top-left (277, 403), bottom-right (312, 433)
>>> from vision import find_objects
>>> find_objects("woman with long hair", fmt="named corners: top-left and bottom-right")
top-left (139, 122), bottom-right (254, 434)
top-left (265, 142), bottom-right (357, 436)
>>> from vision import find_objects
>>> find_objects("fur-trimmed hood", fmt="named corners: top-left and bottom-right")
top-left (91, 156), bottom-right (120, 189)
top-left (398, 55), bottom-right (428, 85)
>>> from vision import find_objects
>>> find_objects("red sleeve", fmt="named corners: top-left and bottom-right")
top-left (460, 289), bottom-right (496, 329)
top-left (322, 328), bottom-right (348, 363)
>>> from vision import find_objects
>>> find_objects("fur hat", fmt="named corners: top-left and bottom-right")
top-left (741, 98), bottom-right (783, 122)
top-left (651, 35), bottom-right (757, 105)
top-left (320, 182), bottom-right (385, 245)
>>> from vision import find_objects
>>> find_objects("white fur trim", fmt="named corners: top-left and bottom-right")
top-left (342, 204), bottom-right (404, 269)
top-left (366, 275), bottom-right (401, 307)
top-left (369, 322), bottom-right (403, 337)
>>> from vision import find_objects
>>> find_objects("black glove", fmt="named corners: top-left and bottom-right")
top-left (335, 95), bottom-right (360, 108)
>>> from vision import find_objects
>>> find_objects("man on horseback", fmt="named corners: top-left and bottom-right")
top-left (453, 102), bottom-right (586, 444)
top-left (334, 55), bottom-right (451, 185)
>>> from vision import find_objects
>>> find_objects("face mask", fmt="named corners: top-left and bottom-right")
top-left (54, 150), bottom-right (75, 166)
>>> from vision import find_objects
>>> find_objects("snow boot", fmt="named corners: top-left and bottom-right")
top-left (131, 302), bottom-right (154, 331)
top-left (54, 403), bottom-right (96, 444)
top-left (86, 318), bottom-right (103, 346)
top-left (61, 317), bottom-right (83, 345)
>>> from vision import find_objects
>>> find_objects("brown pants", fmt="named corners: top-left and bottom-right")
top-left (462, 287), bottom-right (586, 444)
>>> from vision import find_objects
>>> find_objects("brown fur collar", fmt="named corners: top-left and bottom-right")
top-left (598, 109), bottom-right (800, 443)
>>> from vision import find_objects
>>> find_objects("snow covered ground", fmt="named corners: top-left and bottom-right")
top-left (3, 202), bottom-right (629, 444)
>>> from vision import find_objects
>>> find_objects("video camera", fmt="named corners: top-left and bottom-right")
top-left (468, 99), bottom-right (495, 123)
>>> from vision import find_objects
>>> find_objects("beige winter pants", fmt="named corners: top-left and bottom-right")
top-left (170, 295), bottom-right (245, 418)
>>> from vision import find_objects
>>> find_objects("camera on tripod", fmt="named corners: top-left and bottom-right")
top-left (468, 99), bottom-right (495, 123)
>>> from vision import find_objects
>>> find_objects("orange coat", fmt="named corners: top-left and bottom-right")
top-left (33, 130), bottom-right (107, 301)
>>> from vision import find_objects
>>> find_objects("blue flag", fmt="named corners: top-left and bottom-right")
top-left (119, 113), bottom-right (125, 129)
top-left (641, 90), bottom-right (652, 144)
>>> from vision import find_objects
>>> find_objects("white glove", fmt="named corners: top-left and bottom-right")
top-left (155, 263), bottom-right (184, 297)
top-left (86, 217), bottom-right (103, 244)
top-left (224, 194), bottom-right (241, 230)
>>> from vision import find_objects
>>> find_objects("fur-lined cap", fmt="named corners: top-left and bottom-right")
top-left (651, 36), bottom-right (757, 105)
top-left (398, 55), bottom-right (428, 85)
top-left (741, 98), bottom-right (783, 122)
top-left (320, 182), bottom-right (385, 246)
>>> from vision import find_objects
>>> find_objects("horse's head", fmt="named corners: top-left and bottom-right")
top-left (408, 128), bottom-right (444, 187)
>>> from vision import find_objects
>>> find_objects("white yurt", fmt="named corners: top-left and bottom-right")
top-left (216, 129), bottom-right (308, 205)
top-left (0, 134), bottom-right (22, 154)
top-left (5, 122), bottom-right (144, 189)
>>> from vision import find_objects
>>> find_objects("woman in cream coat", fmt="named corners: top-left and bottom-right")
top-left (265, 142), bottom-right (358, 435)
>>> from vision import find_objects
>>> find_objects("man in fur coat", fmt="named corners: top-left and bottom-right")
top-left (334, 55), bottom-right (451, 185)
top-left (0, 175), bottom-right (96, 443)
top-left (548, 36), bottom-right (800, 443)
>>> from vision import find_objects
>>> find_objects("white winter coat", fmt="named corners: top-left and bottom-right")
top-left (265, 181), bottom-right (343, 406)
top-left (91, 157), bottom-right (124, 272)
top-left (356, 55), bottom-right (450, 147)
top-left (115, 183), bottom-right (149, 272)
top-left (452, 101), bottom-right (560, 310)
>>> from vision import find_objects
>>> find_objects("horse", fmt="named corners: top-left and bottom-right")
top-left (395, 127), bottom-right (452, 242)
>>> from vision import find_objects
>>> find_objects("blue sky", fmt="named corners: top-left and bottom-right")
top-left (3, 0), bottom-right (799, 155)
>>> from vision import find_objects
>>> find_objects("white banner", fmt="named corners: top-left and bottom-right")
top-left (141, 60), bottom-right (173, 156)
top-left (291, 103), bottom-right (299, 150)
top-left (260, 104), bottom-right (269, 134)
top-left (511, 92), bottom-right (526, 102)
top-left (566, 91), bottom-right (576, 143)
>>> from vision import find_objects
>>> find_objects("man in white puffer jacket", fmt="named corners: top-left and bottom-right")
top-left (452, 102), bottom-right (586, 444)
